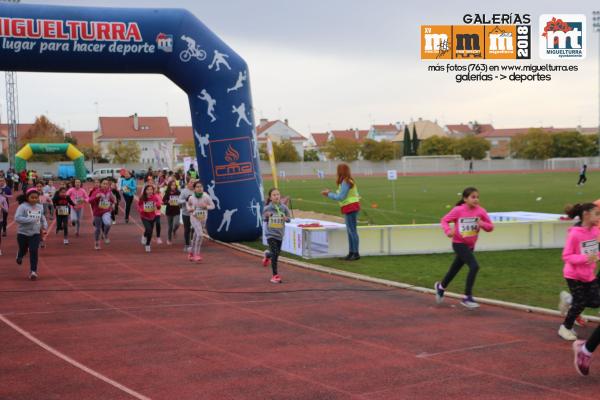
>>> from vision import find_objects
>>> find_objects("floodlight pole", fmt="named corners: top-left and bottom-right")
top-left (595, 11), bottom-right (600, 158)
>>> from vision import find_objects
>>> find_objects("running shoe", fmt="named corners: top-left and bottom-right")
top-left (156, 238), bottom-right (163, 245)
top-left (559, 291), bottom-right (572, 316)
top-left (188, 253), bottom-right (194, 261)
top-left (270, 274), bottom-right (282, 284)
top-left (141, 235), bottom-right (146, 245)
top-left (94, 242), bottom-right (100, 250)
top-left (434, 282), bottom-right (445, 304)
top-left (16, 257), bottom-right (22, 265)
top-left (192, 255), bottom-right (203, 262)
top-left (63, 239), bottom-right (69, 245)
top-left (166, 240), bottom-right (172, 246)
top-left (104, 238), bottom-right (110, 244)
top-left (262, 251), bottom-right (270, 267)
top-left (145, 245), bottom-right (151, 253)
top-left (558, 324), bottom-right (578, 341)
top-left (29, 271), bottom-right (38, 281)
top-left (460, 296), bottom-right (480, 309)
top-left (573, 340), bottom-right (592, 376)
top-left (575, 315), bottom-right (587, 327)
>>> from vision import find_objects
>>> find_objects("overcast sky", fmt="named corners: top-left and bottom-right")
top-left (2, 0), bottom-right (600, 135)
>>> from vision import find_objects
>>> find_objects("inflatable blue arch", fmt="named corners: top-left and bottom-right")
top-left (0, 3), bottom-right (264, 242)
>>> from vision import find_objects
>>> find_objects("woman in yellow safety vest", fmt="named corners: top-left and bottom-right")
top-left (321, 163), bottom-right (361, 261)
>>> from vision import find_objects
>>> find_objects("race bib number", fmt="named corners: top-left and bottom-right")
top-left (169, 195), bottom-right (179, 206)
top-left (268, 215), bottom-right (285, 229)
top-left (193, 208), bottom-right (207, 221)
top-left (99, 199), bottom-right (111, 209)
top-left (581, 239), bottom-right (598, 256)
top-left (57, 206), bottom-right (69, 216)
top-left (27, 209), bottom-right (42, 222)
top-left (458, 217), bottom-right (479, 237)
top-left (75, 196), bottom-right (84, 205)
top-left (143, 201), bottom-right (156, 213)
top-left (123, 186), bottom-right (130, 193)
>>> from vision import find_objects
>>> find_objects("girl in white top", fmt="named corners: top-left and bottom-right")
top-left (185, 181), bottom-right (215, 262)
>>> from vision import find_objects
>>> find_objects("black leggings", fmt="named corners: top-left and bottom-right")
top-left (578, 175), bottom-right (587, 185)
top-left (1, 209), bottom-right (7, 234)
top-left (266, 238), bottom-right (282, 275)
top-left (56, 215), bottom-right (69, 237)
top-left (17, 233), bottom-right (41, 272)
top-left (155, 215), bottom-right (161, 238)
top-left (564, 279), bottom-right (600, 330)
top-left (124, 195), bottom-right (134, 221)
top-left (441, 243), bottom-right (480, 297)
top-left (182, 214), bottom-right (191, 246)
top-left (142, 217), bottom-right (157, 246)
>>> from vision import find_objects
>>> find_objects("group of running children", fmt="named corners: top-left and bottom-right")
top-left (1, 172), bottom-right (599, 377)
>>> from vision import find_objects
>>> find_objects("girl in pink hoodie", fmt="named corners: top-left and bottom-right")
top-left (186, 181), bottom-right (215, 262)
top-left (556, 203), bottom-right (600, 344)
top-left (137, 185), bottom-right (162, 253)
top-left (434, 187), bottom-right (494, 309)
top-left (89, 179), bottom-right (116, 250)
top-left (66, 179), bottom-right (89, 237)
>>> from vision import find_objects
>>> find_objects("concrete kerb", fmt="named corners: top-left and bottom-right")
top-left (211, 238), bottom-right (600, 324)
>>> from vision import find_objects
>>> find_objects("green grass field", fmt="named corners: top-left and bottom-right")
top-left (268, 171), bottom-right (600, 225)
top-left (249, 171), bottom-right (600, 311)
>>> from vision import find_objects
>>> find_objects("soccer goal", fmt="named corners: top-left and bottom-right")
top-left (547, 158), bottom-right (588, 171)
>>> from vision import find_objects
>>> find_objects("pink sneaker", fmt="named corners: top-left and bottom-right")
top-left (192, 255), bottom-right (203, 262)
top-left (262, 257), bottom-right (270, 267)
top-left (573, 340), bottom-right (592, 376)
top-left (156, 238), bottom-right (163, 245)
top-left (270, 274), bottom-right (282, 284)
top-left (188, 253), bottom-right (194, 261)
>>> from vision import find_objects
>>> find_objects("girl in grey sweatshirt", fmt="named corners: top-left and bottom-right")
top-left (15, 188), bottom-right (48, 280)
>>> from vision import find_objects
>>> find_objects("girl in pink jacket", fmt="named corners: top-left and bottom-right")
top-left (557, 203), bottom-right (600, 343)
top-left (186, 181), bottom-right (215, 262)
top-left (137, 185), bottom-right (163, 253)
top-left (434, 187), bottom-right (494, 309)
top-left (66, 179), bottom-right (89, 237)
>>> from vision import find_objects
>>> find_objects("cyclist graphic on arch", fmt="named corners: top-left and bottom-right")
top-left (180, 35), bottom-right (207, 62)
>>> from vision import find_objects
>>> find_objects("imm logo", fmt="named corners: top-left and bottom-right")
top-left (156, 33), bottom-right (173, 52)
top-left (539, 14), bottom-right (586, 59)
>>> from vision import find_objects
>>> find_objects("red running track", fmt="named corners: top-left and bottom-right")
top-left (0, 205), bottom-right (598, 399)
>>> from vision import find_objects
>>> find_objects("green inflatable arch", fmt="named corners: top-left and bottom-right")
top-left (15, 143), bottom-right (86, 181)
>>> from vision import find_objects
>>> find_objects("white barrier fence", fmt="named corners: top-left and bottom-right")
top-left (298, 220), bottom-right (571, 258)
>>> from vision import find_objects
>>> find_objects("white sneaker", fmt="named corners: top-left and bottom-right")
top-left (63, 239), bottom-right (69, 245)
top-left (559, 291), bottom-right (572, 316)
top-left (460, 296), bottom-right (480, 309)
top-left (112, 221), bottom-right (116, 225)
top-left (29, 271), bottom-right (38, 281)
top-left (104, 238), bottom-right (110, 244)
top-left (145, 245), bottom-right (151, 253)
top-left (156, 238), bottom-right (163, 245)
top-left (94, 242), bottom-right (100, 250)
top-left (558, 324), bottom-right (577, 341)
top-left (141, 235), bottom-right (146, 245)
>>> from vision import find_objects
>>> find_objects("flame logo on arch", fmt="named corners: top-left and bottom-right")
top-left (224, 144), bottom-right (240, 163)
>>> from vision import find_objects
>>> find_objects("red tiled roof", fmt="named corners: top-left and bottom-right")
top-left (331, 129), bottom-right (369, 143)
top-left (256, 120), bottom-right (278, 135)
top-left (0, 123), bottom-right (35, 142)
top-left (171, 126), bottom-right (194, 145)
top-left (372, 124), bottom-right (399, 132)
top-left (98, 116), bottom-right (173, 140)
top-left (68, 131), bottom-right (94, 147)
top-left (480, 127), bottom-right (564, 138)
top-left (446, 124), bottom-right (494, 135)
top-left (311, 133), bottom-right (329, 147)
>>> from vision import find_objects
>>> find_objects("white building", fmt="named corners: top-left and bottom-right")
top-left (256, 119), bottom-right (307, 159)
top-left (96, 114), bottom-right (175, 168)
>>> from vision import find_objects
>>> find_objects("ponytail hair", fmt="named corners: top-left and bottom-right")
top-left (565, 203), bottom-right (597, 220)
top-left (456, 187), bottom-right (478, 206)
